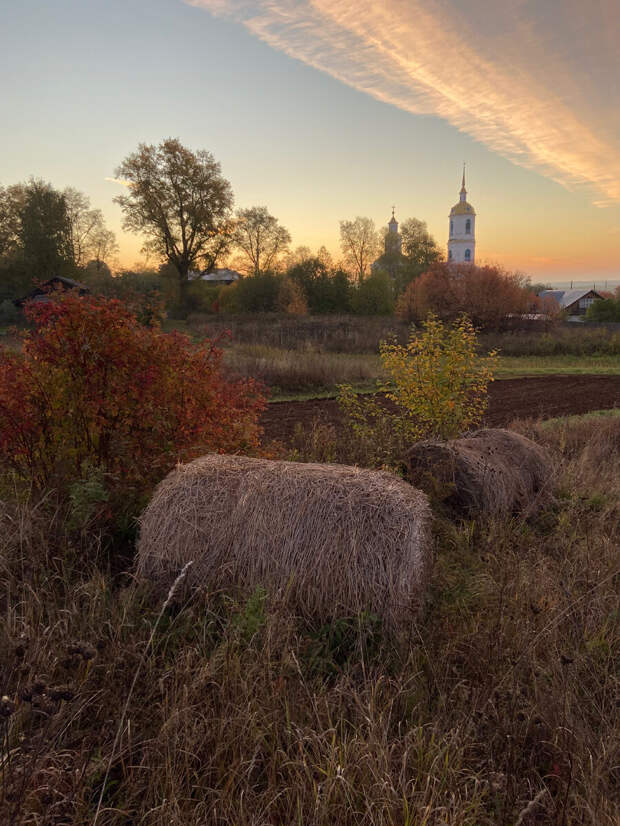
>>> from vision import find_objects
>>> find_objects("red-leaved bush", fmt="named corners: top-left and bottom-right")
top-left (0, 293), bottom-right (265, 493)
top-left (396, 263), bottom-right (547, 330)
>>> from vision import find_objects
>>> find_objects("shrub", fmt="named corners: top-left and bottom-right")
top-left (234, 272), bottom-right (282, 313)
top-left (338, 315), bottom-right (497, 461)
top-left (350, 271), bottom-right (394, 315)
top-left (0, 293), bottom-right (265, 495)
top-left (396, 263), bottom-right (541, 330)
top-left (277, 277), bottom-right (308, 315)
top-left (380, 315), bottom-right (497, 439)
top-left (585, 297), bottom-right (620, 322)
top-left (0, 298), bottom-right (21, 325)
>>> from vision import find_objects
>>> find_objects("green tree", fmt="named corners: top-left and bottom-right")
top-left (287, 256), bottom-right (351, 314)
top-left (398, 217), bottom-right (442, 290)
top-left (234, 272), bottom-right (281, 313)
top-left (233, 206), bottom-right (291, 275)
top-left (586, 297), bottom-right (620, 322)
top-left (19, 180), bottom-right (74, 279)
top-left (350, 270), bottom-right (394, 315)
top-left (114, 138), bottom-right (233, 297)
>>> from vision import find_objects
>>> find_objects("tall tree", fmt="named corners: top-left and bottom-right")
top-left (0, 184), bottom-right (25, 258)
top-left (114, 139), bottom-right (234, 293)
top-left (400, 217), bottom-right (442, 269)
top-left (233, 206), bottom-right (291, 275)
top-left (339, 217), bottom-right (380, 282)
top-left (63, 188), bottom-right (117, 269)
top-left (19, 180), bottom-right (73, 279)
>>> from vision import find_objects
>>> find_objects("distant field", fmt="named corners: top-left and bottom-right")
top-left (495, 354), bottom-right (620, 377)
top-left (221, 345), bottom-right (620, 399)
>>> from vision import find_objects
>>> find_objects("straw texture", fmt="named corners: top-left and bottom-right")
top-left (404, 428), bottom-right (553, 517)
top-left (137, 455), bottom-right (432, 630)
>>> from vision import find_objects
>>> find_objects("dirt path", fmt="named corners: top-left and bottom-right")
top-left (261, 375), bottom-right (620, 444)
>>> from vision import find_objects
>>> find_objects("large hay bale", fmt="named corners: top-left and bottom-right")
top-left (137, 455), bottom-right (432, 630)
top-left (404, 428), bottom-right (553, 517)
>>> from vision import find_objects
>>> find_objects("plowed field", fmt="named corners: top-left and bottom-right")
top-left (261, 375), bottom-right (620, 444)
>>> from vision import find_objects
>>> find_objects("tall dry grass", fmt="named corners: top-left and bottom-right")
top-left (224, 343), bottom-right (381, 391)
top-left (0, 416), bottom-right (618, 824)
top-left (180, 312), bottom-right (620, 356)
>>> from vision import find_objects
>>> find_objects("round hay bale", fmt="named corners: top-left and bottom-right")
top-left (404, 428), bottom-right (553, 517)
top-left (136, 454), bottom-right (432, 631)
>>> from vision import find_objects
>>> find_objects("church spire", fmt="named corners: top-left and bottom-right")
top-left (460, 163), bottom-right (467, 202)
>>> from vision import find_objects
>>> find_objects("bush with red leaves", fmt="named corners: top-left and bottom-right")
top-left (0, 293), bottom-right (265, 494)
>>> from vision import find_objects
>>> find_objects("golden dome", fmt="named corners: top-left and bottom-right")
top-left (450, 201), bottom-right (476, 216)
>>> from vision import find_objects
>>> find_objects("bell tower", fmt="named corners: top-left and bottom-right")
top-left (448, 166), bottom-right (476, 264)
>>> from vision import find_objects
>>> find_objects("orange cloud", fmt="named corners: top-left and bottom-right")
top-left (189, 0), bottom-right (620, 203)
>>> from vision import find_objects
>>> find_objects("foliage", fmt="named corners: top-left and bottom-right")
top-left (380, 315), bottom-right (497, 439)
top-left (287, 256), bottom-right (351, 313)
top-left (0, 298), bottom-right (20, 325)
top-left (349, 270), bottom-right (394, 315)
top-left (339, 216), bottom-right (381, 282)
top-left (232, 206), bottom-right (291, 275)
top-left (277, 276), bottom-right (308, 315)
top-left (228, 272), bottom-right (282, 313)
top-left (585, 295), bottom-right (620, 322)
top-left (0, 180), bottom-right (115, 301)
top-left (63, 187), bottom-right (118, 269)
top-left (0, 293), bottom-right (265, 495)
top-left (115, 138), bottom-right (234, 286)
top-left (18, 180), bottom-right (76, 280)
top-left (397, 262), bottom-right (540, 330)
top-left (338, 315), bottom-right (497, 459)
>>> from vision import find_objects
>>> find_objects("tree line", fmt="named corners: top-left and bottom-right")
top-left (1, 137), bottom-right (560, 328)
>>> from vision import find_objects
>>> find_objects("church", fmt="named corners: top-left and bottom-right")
top-left (448, 168), bottom-right (476, 264)
top-left (375, 168), bottom-right (476, 273)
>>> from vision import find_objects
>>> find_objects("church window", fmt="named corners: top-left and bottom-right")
top-left (450, 220), bottom-right (453, 235)
top-left (464, 248), bottom-right (471, 261)
top-left (448, 249), bottom-right (452, 260)
top-left (465, 219), bottom-right (471, 234)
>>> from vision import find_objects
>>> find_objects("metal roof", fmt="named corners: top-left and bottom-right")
top-left (539, 288), bottom-right (601, 308)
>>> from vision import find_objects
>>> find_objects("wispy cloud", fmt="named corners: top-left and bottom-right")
top-left (104, 177), bottom-right (132, 188)
top-left (188, 0), bottom-right (620, 203)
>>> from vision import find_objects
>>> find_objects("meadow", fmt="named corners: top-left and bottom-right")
top-left (1, 414), bottom-right (618, 825)
top-left (223, 343), bottom-right (620, 397)
top-left (163, 315), bottom-right (620, 396)
top-left (1, 304), bottom-right (618, 825)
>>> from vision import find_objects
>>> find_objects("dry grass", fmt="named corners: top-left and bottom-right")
top-left (405, 428), bottom-right (554, 517)
top-left (0, 416), bottom-right (618, 825)
top-left (137, 454), bottom-right (431, 632)
top-left (224, 343), bottom-right (381, 392)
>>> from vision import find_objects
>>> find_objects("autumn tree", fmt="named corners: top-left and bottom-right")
top-left (233, 206), bottom-right (291, 275)
top-left (339, 216), bottom-right (380, 282)
top-left (396, 263), bottom-right (538, 330)
top-left (63, 188), bottom-right (118, 269)
top-left (114, 138), bottom-right (233, 295)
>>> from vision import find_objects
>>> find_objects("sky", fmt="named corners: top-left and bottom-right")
top-left (1, 0), bottom-right (619, 283)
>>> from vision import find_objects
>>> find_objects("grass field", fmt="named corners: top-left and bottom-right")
top-left (222, 345), bottom-right (620, 399)
top-left (1, 414), bottom-right (618, 824)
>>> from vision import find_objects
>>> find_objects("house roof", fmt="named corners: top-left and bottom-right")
top-left (14, 275), bottom-right (90, 306)
top-left (42, 275), bottom-right (90, 291)
top-left (195, 268), bottom-right (242, 282)
top-left (539, 288), bottom-right (602, 308)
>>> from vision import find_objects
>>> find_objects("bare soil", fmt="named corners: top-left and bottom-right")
top-left (261, 375), bottom-right (620, 444)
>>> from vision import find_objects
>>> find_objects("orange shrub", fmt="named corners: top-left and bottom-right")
top-left (0, 293), bottom-right (265, 493)
top-left (396, 263), bottom-right (541, 330)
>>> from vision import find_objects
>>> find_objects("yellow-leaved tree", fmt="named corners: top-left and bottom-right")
top-left (338, 314), bottom-right (497, 465)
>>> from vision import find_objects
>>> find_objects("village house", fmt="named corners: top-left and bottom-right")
top-left (539, 288), bottom-right (604, 318)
